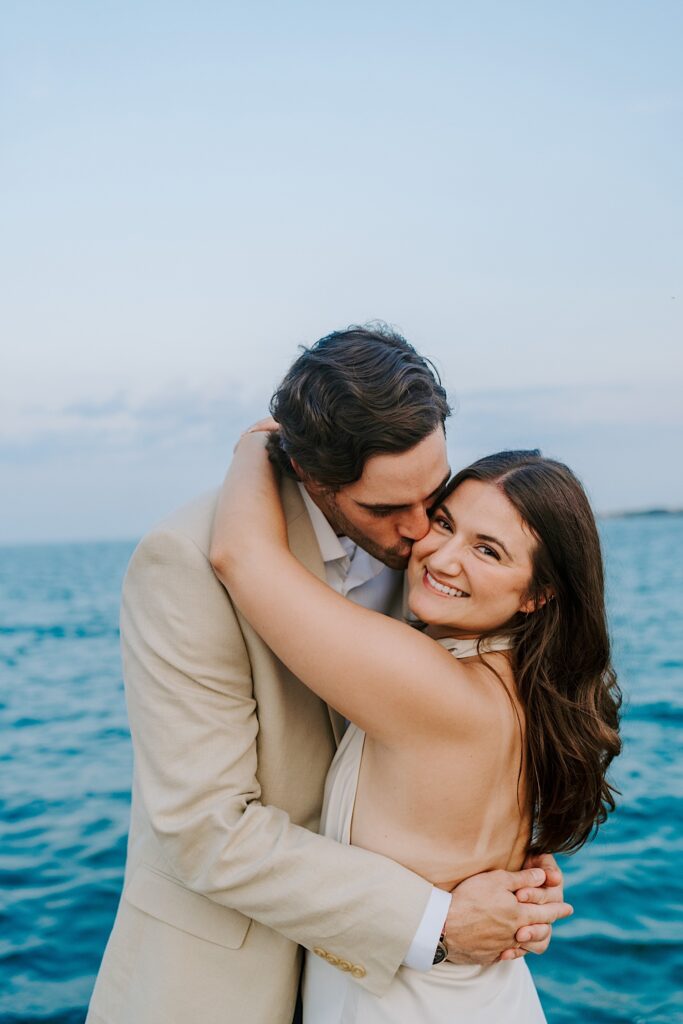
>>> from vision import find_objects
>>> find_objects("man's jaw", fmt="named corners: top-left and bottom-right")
top-left (381, 549), bottom-right (412, 571)
top-left (324, 498), bottom-right (414, 569)
top-left (352, 538), bottom-right (412, 571)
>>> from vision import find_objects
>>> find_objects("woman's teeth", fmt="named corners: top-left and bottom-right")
top-left (425, 570), bottom-right (467, 598)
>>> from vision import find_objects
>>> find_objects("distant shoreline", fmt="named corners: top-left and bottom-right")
top-left (600, 508), bottom-right (683, 520)
top-left (2, 508), bottom-right (683, 549)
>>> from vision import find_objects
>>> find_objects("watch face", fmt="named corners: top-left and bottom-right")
top-left (433, 941), bottom-right (448, 966)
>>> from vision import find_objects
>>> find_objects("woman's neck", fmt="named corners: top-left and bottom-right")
top-left (424, 624), bottom-right (482, 641)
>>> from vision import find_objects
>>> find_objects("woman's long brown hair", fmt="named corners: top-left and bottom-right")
top-left (442, 450), bottom-right (622, 855)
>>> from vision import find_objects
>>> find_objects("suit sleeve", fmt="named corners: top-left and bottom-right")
top-left (120, 527), bottom-right (433, 996)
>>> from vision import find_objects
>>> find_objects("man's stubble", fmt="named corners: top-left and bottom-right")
top-left (314, 490), bottom-right (413, 572)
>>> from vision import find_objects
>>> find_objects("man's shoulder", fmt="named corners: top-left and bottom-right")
top-left (122, 490), bottom-right (222, 588)
top-left (150, 488), bottom-right (221, 556)
top-left (138, 476), bottom-right (309, 560)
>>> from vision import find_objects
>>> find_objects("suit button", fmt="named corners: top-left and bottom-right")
top-left (313, 948), bottom-right (325, 958)
top-left (326, 953), bottom-right (340, 967)
top-left (351, 965), bottom-right (366, 979)
top-left (338, 960), bottom-right (352, 972)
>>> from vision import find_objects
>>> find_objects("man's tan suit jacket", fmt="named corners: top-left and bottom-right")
top-left (87, 477), bottom-right (433, 1024)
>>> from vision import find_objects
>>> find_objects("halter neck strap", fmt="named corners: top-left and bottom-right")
top-left (436, 635), bottom-right (514, 659)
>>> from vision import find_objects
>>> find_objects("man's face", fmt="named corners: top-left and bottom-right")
top-left (305, 427), bottom-right (450, 570)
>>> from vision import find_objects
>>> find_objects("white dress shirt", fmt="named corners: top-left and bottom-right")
top-left (298, 485), bottom-right (451, 971)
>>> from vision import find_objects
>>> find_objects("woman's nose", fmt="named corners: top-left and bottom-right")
top-left (429, 538), bottom-right (463, 575)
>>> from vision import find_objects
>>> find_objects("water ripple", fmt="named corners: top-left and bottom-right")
top-left (1, 524), bottom-right (682, 1022)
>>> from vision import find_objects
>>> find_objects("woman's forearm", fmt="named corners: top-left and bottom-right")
top-left (210, 433), bottom-right (288, 581)
top-left (209, 433), bottom-right (479, 745)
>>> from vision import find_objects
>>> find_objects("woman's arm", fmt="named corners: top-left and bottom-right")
top-left (210, 435), bottom-right (491, 746)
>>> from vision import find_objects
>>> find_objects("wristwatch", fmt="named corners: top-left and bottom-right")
top-left (433, 932), bottom-right (448, 966)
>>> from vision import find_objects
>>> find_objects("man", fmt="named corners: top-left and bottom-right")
top-left (87, 325), bottom-right (570, 1024)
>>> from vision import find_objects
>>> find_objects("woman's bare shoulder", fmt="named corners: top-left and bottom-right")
top-left (428, 651), bottom-right (523, 739)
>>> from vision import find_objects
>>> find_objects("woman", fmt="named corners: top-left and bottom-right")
top-left (210, 438), bottom-right (621, 1023)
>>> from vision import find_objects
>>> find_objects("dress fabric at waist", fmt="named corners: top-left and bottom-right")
top-left (302, 641), bottom-right (547, 1024)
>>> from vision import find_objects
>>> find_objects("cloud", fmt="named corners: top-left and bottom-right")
top-left (0, 383), bottom-right (266, 463)
top-left (1, 380), bottom-right (682, 543)
top-left (454, 383), bottom-right (683, 431)
top-left (63, 394), bottom-right (129, 418)
top-left (446, 383), bottom-right (683, 515)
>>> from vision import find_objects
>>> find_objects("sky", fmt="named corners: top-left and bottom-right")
top-left (1, 1), bottom-right (682, 543)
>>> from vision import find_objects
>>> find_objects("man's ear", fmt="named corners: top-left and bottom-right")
top-left (295, 462), bottom-right (327, 495)
top-left (520, 591), bottom-right (554, 614)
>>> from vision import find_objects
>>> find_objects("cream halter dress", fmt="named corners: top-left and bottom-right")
top-left (303, 635), bottom-right (547, 1024)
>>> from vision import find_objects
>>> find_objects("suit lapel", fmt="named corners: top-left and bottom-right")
top-left (280, 476), bottom-right (346, 746)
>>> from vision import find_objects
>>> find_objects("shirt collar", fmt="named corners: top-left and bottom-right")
top-left (298, 483), bottom-right (387, 583)
top-left (298, 483), bottom-right (348, 563)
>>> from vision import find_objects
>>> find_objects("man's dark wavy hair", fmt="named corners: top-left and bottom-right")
top-left (267, 323), bottom-right (451, 489)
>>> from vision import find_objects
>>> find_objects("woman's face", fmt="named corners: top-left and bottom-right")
top-left (407, 478), bottom-right (538, 637)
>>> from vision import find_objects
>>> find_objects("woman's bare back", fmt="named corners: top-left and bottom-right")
top-left (349, 651), bottom-right (531, 890)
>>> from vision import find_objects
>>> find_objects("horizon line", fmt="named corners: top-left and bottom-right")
top-left (2, 506), bottom-right (681, 550)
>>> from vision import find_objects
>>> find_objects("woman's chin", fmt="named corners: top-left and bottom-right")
top-left (406, 591), bottom-right (427, 621)
top-left (408, 593), bottom-right (460, 630)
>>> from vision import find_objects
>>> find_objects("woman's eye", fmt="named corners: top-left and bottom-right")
top-left (476, 544), bottom-right (500, 560)
top-left (433, 517), bottom-right (452, 531)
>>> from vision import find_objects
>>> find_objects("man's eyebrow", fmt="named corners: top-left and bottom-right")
top-left (355, 472), bottom-right (452, 512)
top-left (354, 500), bottom-right (411, 512)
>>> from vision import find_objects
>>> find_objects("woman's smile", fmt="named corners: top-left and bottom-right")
top-left (423, 568), bottom-right (469, 598)
top-left (408, 479), bottom-right (538, 633)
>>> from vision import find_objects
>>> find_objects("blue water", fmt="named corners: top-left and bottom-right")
top-left (1, 518), bottom-right (682, 1023)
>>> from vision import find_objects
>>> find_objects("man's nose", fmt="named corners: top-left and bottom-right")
top-left (397, 505), bottom-right (431, 540)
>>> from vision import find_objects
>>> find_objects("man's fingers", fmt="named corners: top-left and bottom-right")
top-left (520, 937), bottom-right (552, 956)
top-left (524, 852), bottom-right (563, 889)
top-left (516, 923), bottom-right (551, 945)
top-left (516, 884), bottom-right (564, 905)
top-left (527, 901), bottom-right (573, 925)
top-left (503, 867), bottom-right (546, 892)
top-left (498, 947), bottom-right (527, 961)
top-left (541, 866), bottom-right (563, 888)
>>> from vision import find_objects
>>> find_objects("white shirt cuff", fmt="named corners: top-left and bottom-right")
top-left (403, 887), bottom-right (452, 971)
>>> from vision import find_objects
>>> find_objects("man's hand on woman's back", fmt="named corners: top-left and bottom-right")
top-left (443, 858), bottom-right (572, 966)
top-left (503, 852), bottom-right (567, 959)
